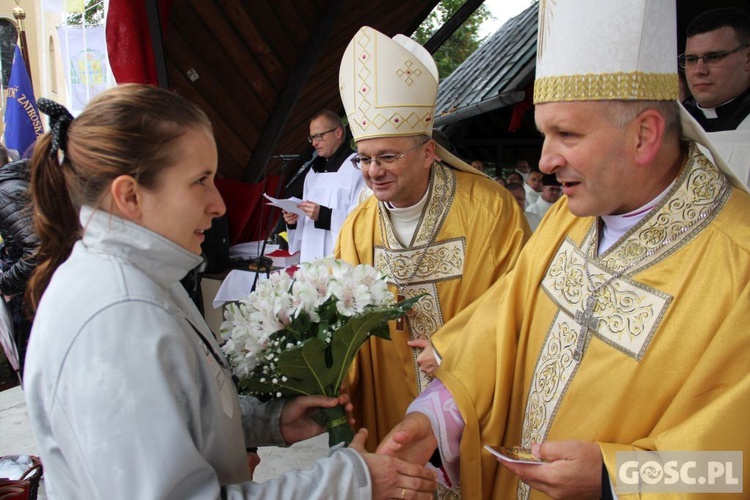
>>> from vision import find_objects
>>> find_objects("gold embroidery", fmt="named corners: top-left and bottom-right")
top-left (344, 28), bottom-right (436, 138)
top-left (410, 162), bottom-right (456, 247)
top-left (396, 59), bottom-right (422, 86)
top-left (534, 72), bottom-right (678, 104)
top-left (374, 239), bottom-right (464, 285)
top-left (543, 239), bottom-right (672, 360)
top-left (436, 483), bottom-right (462, 500)
top-left (373, 238), bottom-right (466, 393)
top-left (519, 145), bottom-right (727, 500)
top-left (374, 163), bottom-right (464, 395)
top-left (598, 143), bottom-right (730, 273)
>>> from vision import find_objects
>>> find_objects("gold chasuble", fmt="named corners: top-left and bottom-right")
top-left (335, 161), bottom-right (530, 453)
top-left (434, 144), bottom-right (750, 499)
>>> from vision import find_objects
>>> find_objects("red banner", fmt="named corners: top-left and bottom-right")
top-left (105, 0), bottom-right (174, 85)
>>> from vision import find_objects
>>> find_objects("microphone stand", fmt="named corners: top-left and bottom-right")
top-left (249, 156), bottom-right (294, 292)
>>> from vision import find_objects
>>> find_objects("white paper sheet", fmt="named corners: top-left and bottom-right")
top-left (212, 269), bottom-right (269, 308)
top-left (263, 194), bottom-right (304, 217)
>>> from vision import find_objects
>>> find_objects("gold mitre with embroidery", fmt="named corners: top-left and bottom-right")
top-left (340, 26), bottom-right (437, 140)
top-left (339, 26), bottom-right (482, 175)
top-left (534, 0), bottom-right (677, 103)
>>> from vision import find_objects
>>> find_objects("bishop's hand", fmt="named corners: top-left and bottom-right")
top-left (376, 412), bottom-right (438, 466)
top-left (407, 339), bottom-right (438, 378)
top-left (499, 440), bottom-right (603, 499)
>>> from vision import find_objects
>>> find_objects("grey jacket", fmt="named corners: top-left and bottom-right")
top-left (24, 207), bottom-right (370, 499)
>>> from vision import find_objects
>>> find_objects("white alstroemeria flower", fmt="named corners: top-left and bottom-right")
top-left (369, 278), bottom-right (393, 306)
top-left (292, 280), bottom-right (322, 322)
top-left (326, 258), bottom-right (354, 281)
top-left (350, 264), bottom-right (393, 306)
top-left (295, 261), bottom-right (333, 302)
top-left (220, 303), bottom-right (242, 341)
top-left (267, 270), bottom-right (293, 293)
top-left (222, 258), bottom-right (407, 398)
top-left (329, 278), bottom-right (372, 316)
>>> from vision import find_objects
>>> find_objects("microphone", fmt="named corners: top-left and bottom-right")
top-left (270, 154), bottom-right (301, 160)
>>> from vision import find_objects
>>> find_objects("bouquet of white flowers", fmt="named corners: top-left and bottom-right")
top-left (220, 257), bottom-right (420, 447)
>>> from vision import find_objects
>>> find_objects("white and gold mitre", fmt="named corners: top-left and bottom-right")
top-left (339, 26), bottom-right (438, 140)
top-left (339, 26), bottom-right (483, 175)
top-left (534, 0), bottom-right (678, 103)
top-left (533, 0), bottom-right (746, 191)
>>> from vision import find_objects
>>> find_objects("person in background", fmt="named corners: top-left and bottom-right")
top-left (681, 7), bottom-right (750, 187)
top-left (523, 167), bottom-right (543, 209)
top-left (682, 7), bottom-right (750, 130)
top-left (469, 159), bottom-right (485, 172)
top-left (0, 153), bottom-right (39, 381)
top-left (335, 27), bottom-right (529, 499)
top-left (513, 158), bottom-right (531, 181)
top-left (505, 171), bottom-right (524, 186)
top-left (23, 84), bottom-right (436, 499)
top-left (377, 1), bottom-right (750, 497)
top-left (526, 173), bottom-right (562, 218)
top-left (505, 182), bottom-right (541, 232)
top-left (283, 110), bottom-right (365, 263)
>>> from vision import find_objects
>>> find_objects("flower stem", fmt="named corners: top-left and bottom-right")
top-left (319, 404), bottom-right (355, 448)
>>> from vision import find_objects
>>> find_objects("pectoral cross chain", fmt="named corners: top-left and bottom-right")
top-left (396, 294), bottom-right (406, 330)
top-left (573, 296), bottom-right (598, 362)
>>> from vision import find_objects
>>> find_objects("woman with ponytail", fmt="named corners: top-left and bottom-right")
top-left (23, 84), bottom-right (436, 499)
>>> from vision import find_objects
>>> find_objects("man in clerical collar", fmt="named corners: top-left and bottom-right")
top-left (283, 109), bottom-right (365, 263)
top-left (680, 7), bottom-right (750, 188)
top-left (523, 167), bottom-right (543, 209)
top-left (526, 173), bottom-right (561, 219)
top-left (681, 8), bottom-right (750, 132)
top-left (334, 28), bottom-right (530, 499)
top-left (376, 2), bottom-right (750, 499)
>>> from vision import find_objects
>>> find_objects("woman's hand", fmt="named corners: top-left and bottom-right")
top-left (279, 393), bottom-right (352, 445)
top-left (351, 428), bottom-right (437, 499)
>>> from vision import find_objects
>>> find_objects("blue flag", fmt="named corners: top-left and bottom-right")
top-left (4, 45), bottom-right (43, 159)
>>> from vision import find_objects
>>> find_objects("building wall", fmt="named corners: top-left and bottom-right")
top-left (0, 0), bottom-right (69, 135)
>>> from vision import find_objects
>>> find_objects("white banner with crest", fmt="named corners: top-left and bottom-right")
top-left (56, 25), bottom-right (110, 112)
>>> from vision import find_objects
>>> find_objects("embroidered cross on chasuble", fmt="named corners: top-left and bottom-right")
top-left (514, 237), bottom-right (674, 500)
top-left (373, 162), bottom-right (464, 395)
top-left (509, 145), bottom-right (730, 500)
top-left (573, 295), bottom-right (599, 362)
top-left (519, 233), bottom-right (674, 455)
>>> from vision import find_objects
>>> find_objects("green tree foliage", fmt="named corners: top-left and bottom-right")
top-left (66, 0), bottom-right (105, 26)
top-left (413, 0), bottom-right (492, 79)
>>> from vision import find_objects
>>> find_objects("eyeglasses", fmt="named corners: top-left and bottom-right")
top-left (350, 140), bottom-right (430, 170)
top-left (678, 44), bottom-right (750, 69)
top-left (307, 127), bottom-right (338, 143)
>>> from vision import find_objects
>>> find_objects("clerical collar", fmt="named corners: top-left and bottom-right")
top-left (384, 188), bottom-right (429, 245)
top-left (697, 105), bottom-right (719, 119)
top-left (692, 85), bottom-right (750, 129)
top-left (312, 141), bottom-right (353, 173)
top-left (384, 187), bottom-right (429, 214)
top-left (598, 178), bottom-right (676, 255)
top-left (695, 94), bottom-right (743, 119)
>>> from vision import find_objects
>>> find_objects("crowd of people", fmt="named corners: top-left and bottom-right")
top-left (1, 2), bottom-right (749, 499)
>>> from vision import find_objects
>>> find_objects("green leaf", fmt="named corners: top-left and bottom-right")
top-left (239, 297), bottom-right (422, 399)
top-left (317, 320), bottom-right (330, 341)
